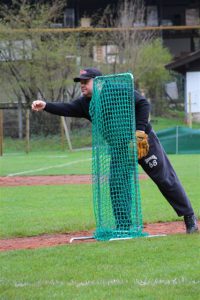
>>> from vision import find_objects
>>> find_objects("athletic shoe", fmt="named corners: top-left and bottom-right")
top-left (184, 215), bottom-right (199, 234)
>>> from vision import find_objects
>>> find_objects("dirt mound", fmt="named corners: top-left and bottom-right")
top-left (1, 221), bottom-right (197, 252)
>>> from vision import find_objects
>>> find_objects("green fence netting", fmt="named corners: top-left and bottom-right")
top-left (157, 126), bottom-right (200, 154)
top-left (89, 73), bottom-right (147, 241)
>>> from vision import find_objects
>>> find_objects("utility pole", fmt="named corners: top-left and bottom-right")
top-left (0, 110), bottom-right (3, 156)
top-left (188, 92), bottom-right (192, 128)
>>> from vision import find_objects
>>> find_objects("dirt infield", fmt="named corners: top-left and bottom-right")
top-left (1, 221), bottom-right (199, 252)
top-left (0, 174), bottom-right (148, 187)
top-left (1, 175), bottom-right (199, 252)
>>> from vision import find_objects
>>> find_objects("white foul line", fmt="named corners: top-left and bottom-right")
top-left (0, 277), bottom-right (199, 288)
top-left (7, 158), bottom-right (92, 177)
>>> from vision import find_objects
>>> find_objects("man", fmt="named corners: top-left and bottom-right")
top-left (32, 67), bottom-right (198, 234)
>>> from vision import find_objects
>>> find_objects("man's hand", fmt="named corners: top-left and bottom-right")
top-left (32, 100), bottom-right (46, 112)
top-left (136, 130), bottom-right (149, 160)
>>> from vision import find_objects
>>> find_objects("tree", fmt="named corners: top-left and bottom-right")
top-left (0, 0), bottom-right (92, 142)
top-left (137, 39), bottom-right (172, 115)
top-left (0, 0), bottom-right (82, 107)
top-left (95, 0), bottom-right (173, 114)
top-left (0, 0), bottom-right (174, 120)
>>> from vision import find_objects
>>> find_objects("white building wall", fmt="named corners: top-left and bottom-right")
top-left (186, 71), bottom-right (200, 122)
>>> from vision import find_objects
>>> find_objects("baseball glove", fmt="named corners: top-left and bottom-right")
top-left (136, 131), bottom-right (149, 160)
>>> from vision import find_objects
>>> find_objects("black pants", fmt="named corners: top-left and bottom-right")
top-left (139, 130), bottom-right (194, 217)
top-left (109, 130), bottom-right (194, 228)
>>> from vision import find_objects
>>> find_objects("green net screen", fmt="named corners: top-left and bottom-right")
top-left (89, 73), bottom-right (147, 240)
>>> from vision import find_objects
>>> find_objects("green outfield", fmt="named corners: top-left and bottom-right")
top-left (0, 150), bottom-right (200, 299)
top-left (1, 150), bottom-right (92, 176)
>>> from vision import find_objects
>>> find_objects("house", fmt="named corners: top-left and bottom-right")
top-left (64, 0), bottom-right (200, 58)
top-left (1, 0), bottom-right (200, 58)
top-left (165, 50), bottom-right (200, 122)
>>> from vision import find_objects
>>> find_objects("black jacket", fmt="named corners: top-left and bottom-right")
top-left (44, 90), bottom-right (152, 134)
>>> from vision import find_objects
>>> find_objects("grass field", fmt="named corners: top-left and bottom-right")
top-left (1, 150), bottom-right (92, 176)
top-left (0, 148), bottom-right (200, 299)
top-left (1, 152), bottom-right (200, 239)
top-left (1, 235), bottom-right (200, 300)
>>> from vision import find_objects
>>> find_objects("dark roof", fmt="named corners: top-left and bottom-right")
top-left (165, 50), bottom-right (200, 74)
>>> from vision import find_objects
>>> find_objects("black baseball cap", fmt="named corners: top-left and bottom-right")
top-left (73, 67), bottom-right (102, 82)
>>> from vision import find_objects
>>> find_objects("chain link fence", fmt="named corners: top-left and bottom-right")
top-left (1, 106), bottom-right (92, 153)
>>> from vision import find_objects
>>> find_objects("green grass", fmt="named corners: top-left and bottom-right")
top-left (0, 185), bottom-right (94, 238)
top-left (4, 128), bottom-right (92, 153)
top-left (0, 149), bottom-right (200, 299)
top-left (0, 235), bottom-right (200, 299)
top-left (1, 154), bottom-right (199, 238)
top-left (0, 150), bottom-right (92, 176)
top-left (3, 133), bottom-right (92, 154)
top-left (151, 116), bottom-right (200, 132)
